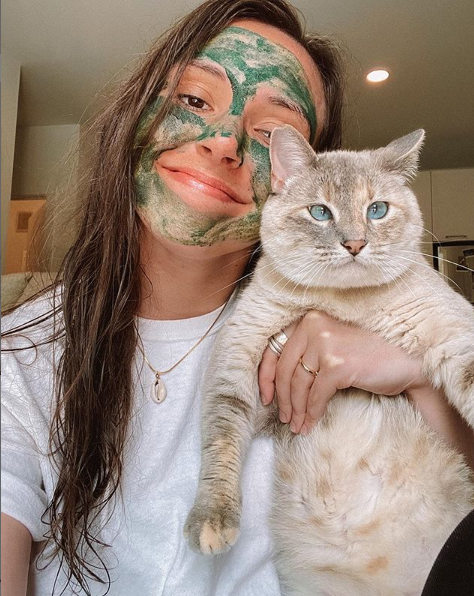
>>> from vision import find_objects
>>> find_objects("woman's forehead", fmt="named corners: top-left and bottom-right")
top-left (194, 25), bottom-right (318, 138)
top-left (197, 22), bottom-right (326, 138)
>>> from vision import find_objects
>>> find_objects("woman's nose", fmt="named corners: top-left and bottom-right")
top-left (196, 132), bottom-right (243, 168)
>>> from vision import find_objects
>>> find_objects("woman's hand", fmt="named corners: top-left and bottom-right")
top-left (258, 309), bottom-right (474, 468)
top-left (259, 310), bottom-right (428, 435)
top-left (406, 384), bottom-right (474, 471)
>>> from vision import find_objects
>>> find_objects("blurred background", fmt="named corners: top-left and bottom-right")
top-left (1, 0), bottom-right (473, 305)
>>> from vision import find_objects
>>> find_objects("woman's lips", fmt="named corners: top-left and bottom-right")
top-left (156, 164), bottom-right (249, 206)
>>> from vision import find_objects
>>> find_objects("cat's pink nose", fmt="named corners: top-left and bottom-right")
top-left (342, 239), bottom-right (366, 255)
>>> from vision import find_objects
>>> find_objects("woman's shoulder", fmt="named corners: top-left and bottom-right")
top-left (1, 286), bottom-right (63, 350)
top-left (1, 290), bottom-right (62, 427)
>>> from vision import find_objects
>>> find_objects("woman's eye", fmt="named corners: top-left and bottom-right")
top-left (367, 201), bottom-right (388, 220)
top-left (309, 205), bottom-right (333, 221)
top-left (177, 94), bottom-right (210, 111)
top-left (255, 129), bottom-right (272, 141)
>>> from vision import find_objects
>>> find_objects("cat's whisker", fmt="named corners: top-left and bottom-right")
top-left (301, 261), bottom-right (328, 298)
top-left (284, 255), bottom-right (329, 298)
top-left (392, 254), bottom-right (455, 294)
top-left (308, 261), bottom-right (331, 292)
top-left (303, 255), bottom-right (333, 287)
top-left (254, 253), bottom-right (307, 275)
top-left (259, 257), bottom-right (302, 277)
top-left (293, 261), bottom-right (322, 280)
top-left (265, 254), bottom-right (319, 295)
top-left (303, 263), bottom-right (323, 299)
top-left (377, 241), bottom-right (410, 248)
top-left (207, 254), bottom-right (305, 298)
top-left (407, 250), bottom-right (474, 275)
top-left (206, 274), bottom-right (251, 298)
top-left (268, 264), bottom-right (297, 294)
top-left (397, 250), bottom-right (469, 291)
top-left (378, 261), bottom-right (419, 302)
top-left (419, 253), bottom-right (473, 274)
top-left (391, 257), bottom-right (436, 291)
top-left (375, 262), bottom-right (402, 294)
top-left (412, 224), bottom-right (443, 245)
top-left (281, 258), bottom-right (318, 298)
top-left (268, 250), bottom-right (333, 297)
top-left (221, 246), bottom-right (261, 269)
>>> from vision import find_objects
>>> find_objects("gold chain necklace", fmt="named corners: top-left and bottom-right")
top-left (138, 296), bottom-right (232, 404)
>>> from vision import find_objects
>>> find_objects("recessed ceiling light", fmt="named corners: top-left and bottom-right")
top-left (366, 69), bottom-right (390, 83)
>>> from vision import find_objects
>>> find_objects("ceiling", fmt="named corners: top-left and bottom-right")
top-left (2, 0), bottom-right (474, 169)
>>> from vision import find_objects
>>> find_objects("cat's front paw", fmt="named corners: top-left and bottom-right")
top-left (184, 502), bottom-right (240, 555)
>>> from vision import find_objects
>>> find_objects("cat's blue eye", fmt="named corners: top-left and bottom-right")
top-left (367, 201), bottom-right (388, 220)
top-left (309, 205), bottom-right (333, 221)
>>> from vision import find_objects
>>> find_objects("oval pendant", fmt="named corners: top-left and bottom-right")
top-left (152, 375), bottom-right (167, 404)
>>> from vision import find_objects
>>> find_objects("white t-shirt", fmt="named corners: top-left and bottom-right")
top-left (1, 293), bottom-right (281, 595)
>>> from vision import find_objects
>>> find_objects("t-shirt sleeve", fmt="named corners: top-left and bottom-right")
top-left (1, 352), bottom-right (50, 542)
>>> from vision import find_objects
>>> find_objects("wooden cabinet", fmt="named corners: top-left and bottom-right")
top-left (410, 171), bottom-right (434, 264)
top-left (410, 170), bottom-right (433, 247)
top-left (431, 169), bottom-right (474, 241)
top-left (411, 168), bottom-right (474, 241)
top-left (410, 168), bottom-right (474, 266)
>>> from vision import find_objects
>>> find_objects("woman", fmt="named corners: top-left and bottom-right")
top-left (2, 1), bottom-right (473, 595)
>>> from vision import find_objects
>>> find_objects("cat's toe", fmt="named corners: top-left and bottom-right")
top-left (195, 519), bottom-right (240, 555)
top-left (184, 505), bottom-right (240, 555)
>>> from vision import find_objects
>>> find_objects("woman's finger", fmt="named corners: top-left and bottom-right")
top-left (286, 345), bottom-right (320, 432)
top-left (302, 371), bottom-right (339, 434)
top-left (258, 347), bottom-right (279, 405)
top-left (287, 363), bottom-right (316, 433)
top-left (274, 330), bottom-right (308, 425)
top-left (274, 354), bottom-right (294, 424)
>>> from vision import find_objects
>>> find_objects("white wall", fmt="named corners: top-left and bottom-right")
top-left (12, 124), bottom-right (81, 270)
top-left (1, 54), bottom-right (21, 273)
top-left (12, 124), bottom-right (80, 196)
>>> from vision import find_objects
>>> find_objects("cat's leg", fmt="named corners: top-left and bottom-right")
top-left (408, 274), bottom-right (474, 428)
top-left (373, 277), bottom-right (474, 431)
top-left (423, 336), bottom-right (474, 430)
top-left (185, 294), bottom-right (299, 554)
top-left (439, 358), bottom-right (473, 429)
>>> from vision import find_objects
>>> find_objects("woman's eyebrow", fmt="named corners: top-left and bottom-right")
top-left (187, 59), bottom-right (227, 81)
top-left (266, 94), bottom-right (308, 125)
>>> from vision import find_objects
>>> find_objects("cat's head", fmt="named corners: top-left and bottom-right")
top-left (262, 126), bottom-right (425, 289)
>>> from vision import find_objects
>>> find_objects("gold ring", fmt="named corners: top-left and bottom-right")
top-left (299, 357), bottom-right (319, 378)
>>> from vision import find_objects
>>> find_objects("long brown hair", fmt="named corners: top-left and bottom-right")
top-left (2, 1), bottom-right (345, 593)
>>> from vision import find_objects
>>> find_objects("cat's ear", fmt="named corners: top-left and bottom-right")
top-left (380, 129), bottom-right (425, 179)
top-left (270, 126), bottom-right (316, 192)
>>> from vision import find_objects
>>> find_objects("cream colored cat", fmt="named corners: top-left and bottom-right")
top-left (185, 127), bottom-right (474, 596)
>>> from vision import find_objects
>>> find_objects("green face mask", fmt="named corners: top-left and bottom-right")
top-left (134, 26), bottom-right (317, 247)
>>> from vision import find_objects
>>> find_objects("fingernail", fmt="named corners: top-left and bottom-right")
top-left (290, 421), bottom-right (297, 433)
top-left (280, 412), bottom-right (289, 423)
top-left (301, 425), bottom-right (309, 435)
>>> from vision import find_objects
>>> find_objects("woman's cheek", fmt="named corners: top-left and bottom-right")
top-left (134, 104), bottom-right (209, 207)
top-left (135, 97), bottom-right (208, 166)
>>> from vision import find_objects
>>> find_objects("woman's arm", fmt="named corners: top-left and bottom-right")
top-left (1, 513), bottom-right (32, 596)
top-left (407, 383), bottom-right (474, 471)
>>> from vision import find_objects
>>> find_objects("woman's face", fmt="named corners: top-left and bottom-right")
top-left (134, 20), bottom-right (326, 250)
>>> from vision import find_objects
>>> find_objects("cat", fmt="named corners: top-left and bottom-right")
top-left (184, 126), bottom-right (474, 596)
